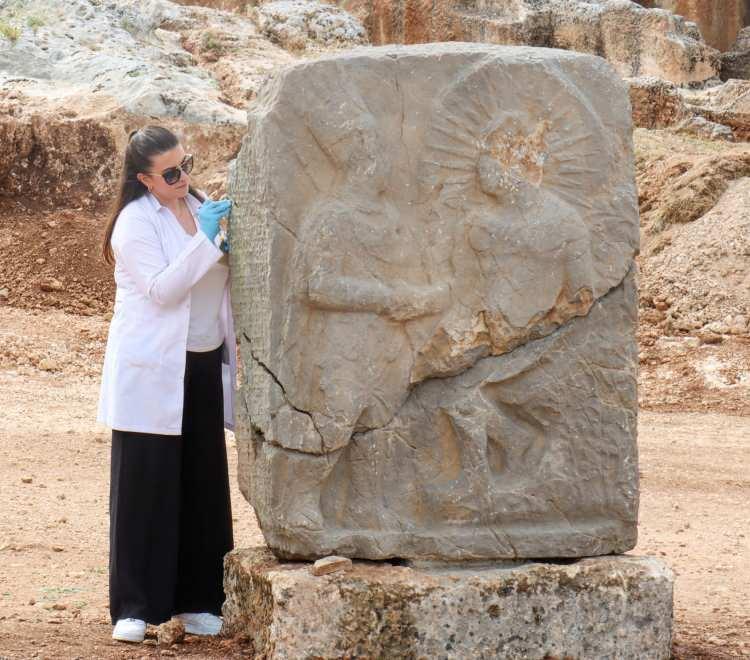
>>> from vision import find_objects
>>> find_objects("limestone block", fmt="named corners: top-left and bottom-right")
top-left (222, 547), bottom-right (675, 660)
top-left (638, 0), bottom-right (748, 52)
top-left (627, 76), bottom-right (689, 129)
top-left (338, 0), bottom-right (719, 84)
top-left (228, 43), bottom-right (640, 560)
top-left (722, 27), bottom-right (750, 82)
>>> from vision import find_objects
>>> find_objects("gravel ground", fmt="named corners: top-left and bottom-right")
top-left (0, 306), bottom-right (748, 659)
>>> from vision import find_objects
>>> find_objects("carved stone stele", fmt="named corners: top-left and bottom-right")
top-left (228, 43), bottom-right (640, 560)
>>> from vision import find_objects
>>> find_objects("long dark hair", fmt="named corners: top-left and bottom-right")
top-left (102, 125), bottom-right (206, 266)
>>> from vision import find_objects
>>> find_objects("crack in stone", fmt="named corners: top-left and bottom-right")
top-left (393, 63), bottom-right (408, 166)
top-left (352, 262), bottom-right (635, 439)
top-left (242, 331), bottom-right (325, 444)
top-left (241, 262), bottom-right (634, 456)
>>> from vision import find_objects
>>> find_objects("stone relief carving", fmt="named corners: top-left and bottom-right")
top-left (228, 43), bottom-right (640, 560)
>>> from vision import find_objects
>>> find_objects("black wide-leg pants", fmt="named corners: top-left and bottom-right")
top-left (108, 344), bottom-right (234, 625)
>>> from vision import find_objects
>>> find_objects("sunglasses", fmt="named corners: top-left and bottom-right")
top-left (150, 154), bottom-right (194, 185)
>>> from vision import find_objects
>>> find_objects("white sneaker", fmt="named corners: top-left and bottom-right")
top-left (112, 617), bottom-right (146, 643)
top-left (175, 611), bottom-right (223, 635)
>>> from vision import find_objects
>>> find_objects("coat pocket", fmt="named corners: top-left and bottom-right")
top-left (118, 347), bottom-right (160, 370)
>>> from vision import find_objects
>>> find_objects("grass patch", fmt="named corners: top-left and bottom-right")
top-left (201, 30), bottom-right (226, 55)
top-left (0, 20), bottom-right (21, 43)
top-left (26, 14), bottom-right (44, 32)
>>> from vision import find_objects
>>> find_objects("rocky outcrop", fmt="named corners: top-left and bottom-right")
top-left (721, 27), bottom-right (750, 81)
top-left (682, 80), bottom-right (750, 140)
top-left (337, 0), bottom-right (720, 85)
top-left (0, 0), bottom-right (247, 125)
top-left (627, 74), bottom-right (750, 140)
top-left (229, 42), bottom-right (640, 561)
top-left (628, 76), bottom-right (689, 129)
top-left (0, 0), bottom-right (366, 204)
top-left (254, 0), bottom-right (368, 51)
top-left (637, 0), bottom-right (750, 52)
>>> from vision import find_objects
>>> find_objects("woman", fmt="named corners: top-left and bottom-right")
top-left (96, 125), bottom-right (237, 643)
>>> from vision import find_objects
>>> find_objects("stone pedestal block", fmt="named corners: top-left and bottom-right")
top-left (222, 547), bottom-right (674, 659)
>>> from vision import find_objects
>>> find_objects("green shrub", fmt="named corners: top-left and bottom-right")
top-left (0, 20), bottom-right (21, 43)
top-left (201, 31), bottom-right (225, 54)
top-left (26, 15), bottom-right (44, 32)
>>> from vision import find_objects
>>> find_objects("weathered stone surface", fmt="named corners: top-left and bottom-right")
top-left (681, 79), bottom-right (750, 140)
top-left (721, 27), bottom-right (750, 81)
top-left (255, 0), bottom-right (368, 51)
top-left (337, 0), bottom-right (719, 84)
top-left (156, 618), bottom-right (185, 645)
top-left (675, 115), bottom-right (735, 141)
top-left (627, 76), bottom-right (688, 128)
top-left (628, 72), bottom-right (750, 139)
top-left (637, 0), bottom-right (749, 52)
top-left (228, 43), bottom-right (640, 560)
top-left (223, 547), bottom-right (674, 659)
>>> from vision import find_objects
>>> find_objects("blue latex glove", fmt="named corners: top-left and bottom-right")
top-left (197, 198), bottom-right (232, 242)
top-left (220, 234), bottom-right (230, 254)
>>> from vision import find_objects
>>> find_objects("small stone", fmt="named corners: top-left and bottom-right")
top-left (21, 477), bottom-right (33, 484)
top-left (706, 321), bottom-right (730, 335)
top-left (52, 603), bottom-right (66, 610)
top-left (36, 258), bottom-right (46, 265)
top-left (311, 556), bottom-right (353, 576)
top-left (39, 278), bottom-right (63, 292)
top-left (156, 618), bottom-right (185, 645)
top-left (38, 358), bottom-right (60, 372)
top-left (0, 288), bottom-right (8, 300)
top-left (697, 330), bottom-right (723, 345)
top-left (52, 546), bottom-right (64, 552)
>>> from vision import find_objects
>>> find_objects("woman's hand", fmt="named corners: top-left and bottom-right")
top-left (197, 198), bottom-right (232, 242)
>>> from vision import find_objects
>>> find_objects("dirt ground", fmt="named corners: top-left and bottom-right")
top-left (0, 305), bottom-right (747, 659)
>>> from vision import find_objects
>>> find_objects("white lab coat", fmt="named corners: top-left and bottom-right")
top-left (96, 190), bottom-right (237, 435)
